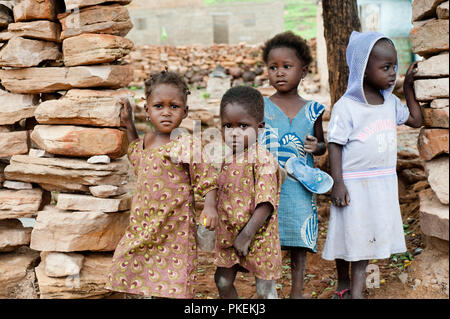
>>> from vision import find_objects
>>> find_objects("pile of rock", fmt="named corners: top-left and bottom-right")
top-left (0, 0), bottom-right (135, 299)
top-left (125, 38), bottom-right (318, 89)
top-left (409, 0), bottom-right (449, 296)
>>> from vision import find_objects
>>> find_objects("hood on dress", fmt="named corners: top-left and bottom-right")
top-left (343, 31), bottom-right (398, 104)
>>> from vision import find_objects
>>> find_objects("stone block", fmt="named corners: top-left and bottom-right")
top-left (431, 99), bottom-right (449, 109)
top-left (43, 252), bottom-right (84, 278)
top-left (418, 128), bottom-right (449, 160)
top-left (419, 188), bottom-right (449, 241)
top-left (410, 19), bottom-right (449, 56)
top-left (64, 0), bottom-right (131, 11)
top-left (31, 125), bottom-right (128, 159)
top-left (0, 89), bottom-right (39, 126)
top-left (416, 53), bottom-right (449, 78)
top-left (0, 188), bottom-right (43, 220)
top-left (414, 78), bottom-right (449, 101)
top-left (422, 107), bottom-right (449, 128)
top-left (425, 156), bottom-right (449, 204)
top-left (4, 155), bottom-right (129, 193)
top-left (0, 65), bottom-right (133, 94)
top-left (0, 219), bottom-right (32, 252)
top-left (0, 36), bottom-right (61, 68)
top-left (437, 1), bottom-right (449, 19)
top-left (63, 33), bottom-right (133, 66)
top-left (7, 20), bottom-right (61, 42)
top-left (35, 252), bottom-right (113, 299)
top-left (30, 205), bottom-right (129, 252)
top-left (0, 247), bottom-right (40, 299)
top-left (58, 4), bottom-right (133, 40)
top-left (35, 89), bottom-right (133, 127)
top-left (412, 0), bottom-right (447, 21)
top-left (56, 193), bottom-right (131, 212)
top-left (0, 131), bottom-right (29, 158)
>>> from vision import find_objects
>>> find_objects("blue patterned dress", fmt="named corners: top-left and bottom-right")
top-left (261, 97), bottom-right (325, 252)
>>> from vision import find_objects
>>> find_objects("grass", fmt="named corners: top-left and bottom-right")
top-left (205, 0), bottom-right (318, 40)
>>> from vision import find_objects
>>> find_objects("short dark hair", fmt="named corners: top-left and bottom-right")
top-left (220, 86), bottom-right (264, 123)
top-left (262, 31), bottom-right (312, 66)
top-left (144, 69), bottom-right (190, 102)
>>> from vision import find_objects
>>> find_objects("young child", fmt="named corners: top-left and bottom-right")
top-left (214, 86), bottom-right (283, 299)
top-left (106, 70), bottom-right (219, 299)
top-left (322, 31), bottom-right (422, 299)
top-left (260, 31), bottom-right (327, 299)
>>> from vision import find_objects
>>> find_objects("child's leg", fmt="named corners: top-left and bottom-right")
top-left (290, 247), bottom-right (306, 299)
top-left (214, 265), bottom-right (239, 299)
top-left (350, 260), bottom-right (368, 299)
top-left (336, 259), bottom-right (351, 288)
top-left (255, 278), bottom-right (278, 299)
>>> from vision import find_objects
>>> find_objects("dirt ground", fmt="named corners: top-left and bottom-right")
top-left (192, 193), bottom-right (447, 299)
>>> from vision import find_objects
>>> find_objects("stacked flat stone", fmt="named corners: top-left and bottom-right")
top-left (0, 0), bottom-right (135, 299)
top-left (0, 1), bottom-right (44, 299)
top-left (411, 0), bottom-right (449, 253)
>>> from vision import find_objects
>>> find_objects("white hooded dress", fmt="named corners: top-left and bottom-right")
top-left (322, 31), bottom-right (409, 261)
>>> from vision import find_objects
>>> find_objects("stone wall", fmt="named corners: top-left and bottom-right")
top-left (126, 39), bottom-right (319, 89)
top-left (409, 0), bottom-right (449, 295)
top-left (0, 0), bottom-right (134, 299)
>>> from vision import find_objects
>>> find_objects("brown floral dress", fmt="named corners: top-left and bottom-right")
top-left (214, 144), bottom-right (283, 280)
top-left (107, 135), bottom-right (218, 298)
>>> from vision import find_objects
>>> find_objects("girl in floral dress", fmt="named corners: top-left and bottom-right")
top-left (106, 70), bottom-right (219, 299)
top-left (214, 86), bottom-right (283, 299)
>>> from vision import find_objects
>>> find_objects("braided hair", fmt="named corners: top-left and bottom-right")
top-left (144, 67), bottom-right (191, 102)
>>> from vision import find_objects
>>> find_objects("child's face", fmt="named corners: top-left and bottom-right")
top-left (145, 84), bottom-right (188, 135)
top-left (364, 41), bottom-right (398, 91)
top-left (221, 103), bottom-right (264, 154)
top-left (267, 47), bottom-right (308, 93)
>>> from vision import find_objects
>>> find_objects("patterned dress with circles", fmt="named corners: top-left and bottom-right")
top-left (106, 136), bottom-right (218, 298)
top-left (214, 144), bottom-right (283, 281)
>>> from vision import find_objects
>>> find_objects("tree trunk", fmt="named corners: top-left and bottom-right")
top-left (322, 0), bottom-right (361, 107)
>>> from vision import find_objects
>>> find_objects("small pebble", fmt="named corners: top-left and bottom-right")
top-left (431, 284), bottom-right (440, 292)
top-left (431, 279), bottom-right (438, 284)
top-left (87, 155), bottom-right (111, 164)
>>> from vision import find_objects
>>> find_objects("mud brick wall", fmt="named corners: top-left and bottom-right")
top-left (0, 0), bottom-right (134, 299)
top-left (410, 0), bottom-right (449, 250)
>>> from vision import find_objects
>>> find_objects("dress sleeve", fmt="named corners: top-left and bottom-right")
top-left (127, 139), bottom-right (141, 176)
top-left (171, 134), bottom-right (219, 198)
top-left (254, 148), bottom-right (281, 212)
top-left (393, 95), bottom-right (410, 125)
top-left (326, 101), bottom-right (353, 145)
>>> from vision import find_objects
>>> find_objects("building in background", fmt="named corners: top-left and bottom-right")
top-left (317, 0), bottom-right (414, 93)
top-left (358, 0), bottom-right (414, 74)
top-left (126, 0), bottom-right (284, 46)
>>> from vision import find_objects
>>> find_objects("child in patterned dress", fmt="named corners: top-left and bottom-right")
top-left (214, 86), bottom-right (283, 299)
top-left (106, 70), bottom-right (219, 299)
top-left (260, 31), bottom-right (327, 299)
top-left (322, 31), bottom-right (422, 299)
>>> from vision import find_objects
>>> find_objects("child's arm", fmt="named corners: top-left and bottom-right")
top-left (119, 97), bottom-right (139, 144)
top-left (403, 61), bottom-right (423, 128)
top-left (233, 202), bottom-right (273, 257)
top-left (305, 115), bottom-right (326, 156)
top-left (199, 189), bottom-right (219, 231)
top-left (329, 142), bottom-right (350, 207)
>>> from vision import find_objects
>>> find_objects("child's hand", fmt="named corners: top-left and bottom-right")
top-left (304, 134), bottom-right (318, 154)
top-left (403, 61), bottom-right (419, 90)
top-left (119, 97), bottom-right (134, 128)
top-left (199, 206), bottom-right (218, 231)
top-left (233, 230), bottom-right (252, 257)
top-left (331, 181), bottom-right (350, 207)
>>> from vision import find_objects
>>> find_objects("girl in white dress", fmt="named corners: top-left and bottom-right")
top-left (322, 31), bottom-right (423, 299)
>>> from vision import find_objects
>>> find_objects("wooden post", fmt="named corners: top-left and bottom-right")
top-left (322, 0), bottom-right (361, 107)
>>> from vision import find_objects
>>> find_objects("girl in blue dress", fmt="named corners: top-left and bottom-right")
top-left (260, 31), bottom-right (327, 299)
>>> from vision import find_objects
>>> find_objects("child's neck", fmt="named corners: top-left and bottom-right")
top-left (143, 130), bottom-right (172, 150)
top-left (363, 82), bottom-right (385, 105)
